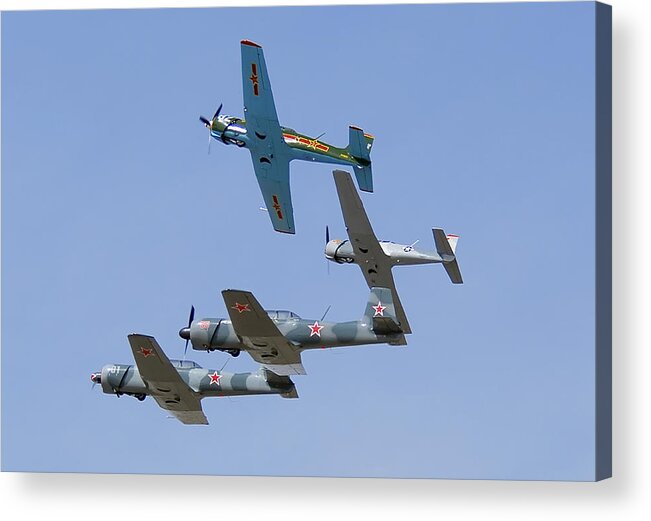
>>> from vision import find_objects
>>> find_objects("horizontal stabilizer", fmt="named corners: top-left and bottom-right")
top-left (354, 165), bottom-right (373, 193)
top-left (262, 368), bottom-right (299, 398)
top-left (262, 363), bottom-right (306, 376)
top-left (281, 387), bottom-right (299, 399)
top-left (432, 228), bottom-right (463, 284)
top-left (373, 316), bottom-right (403, 335)
top-left (347, 126), bottom-right (374, 192)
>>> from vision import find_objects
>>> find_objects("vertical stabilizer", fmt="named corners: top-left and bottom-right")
top-left (432, 228), bottom-right (463, 284)
top-left (363, 287), bottom-right (406, 344)
top-left (446, 234), bottom-right (459, 254)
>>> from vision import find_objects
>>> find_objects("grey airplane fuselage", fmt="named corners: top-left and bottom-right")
top-left (93, 361), bottom-right (292, 399)
top-left (325, 239), bottom-right (452, 266)
top-left (210, 115), bottom-right (363, 168)
top-left (188, 313), bottom-right (403, 354)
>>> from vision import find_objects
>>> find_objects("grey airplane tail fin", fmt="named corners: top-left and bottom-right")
top-left (262, 368), bottom-right (299, 399)
top-left (364, 287), bottom-right (406, 344)
top-left (347, 126), bottom-right (374, 192)
top-left (432, 228), bottom-right (463, 284)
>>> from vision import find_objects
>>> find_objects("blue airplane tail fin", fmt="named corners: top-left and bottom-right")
top-left (347, 126), bottom-right (374, 192)
top-left (353, 165), bottom-right (373, 193)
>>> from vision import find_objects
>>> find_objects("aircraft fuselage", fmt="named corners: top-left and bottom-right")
top-left (211, 115), bottom-right (365, 168)
top-left (325, 239), bottom-right (451, 266)
top-left (188, 315), bottom-right (404, 355)
top-left (93, 363), bottom-right (293, 399)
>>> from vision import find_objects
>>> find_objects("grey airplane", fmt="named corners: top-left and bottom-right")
top-left (179, 286), bottom-right (407, 377)
top-left (91, 334), bottom-right (297, 425)
top-left (325, 170), bottom-right (463, 335)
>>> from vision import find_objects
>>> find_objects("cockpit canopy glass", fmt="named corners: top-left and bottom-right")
top-left (169, 360), bottom-right (202, 369)
top-left (266, 310), bottom-right (301, 321)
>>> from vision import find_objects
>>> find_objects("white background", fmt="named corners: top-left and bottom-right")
top-left (1, 0), bottom-right (648, 519)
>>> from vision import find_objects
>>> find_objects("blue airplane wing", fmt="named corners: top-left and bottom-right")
top-left (241, 40), bottom-right (295, 233)
top-left (250, 151), bottom-right (295, 234)
top-left (240, 40), bottom-right (283, 143)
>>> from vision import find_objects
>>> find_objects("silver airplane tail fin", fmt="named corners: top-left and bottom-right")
top-left (432, 228), bottom-right (463, 284)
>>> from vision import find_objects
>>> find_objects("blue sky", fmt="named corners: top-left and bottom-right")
top-left (2, 2), bottom-right (599, 480)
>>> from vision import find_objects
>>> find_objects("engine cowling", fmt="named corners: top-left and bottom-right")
top-left (187, 319), bottom-right (223, 350)
top-left (98, 364), bottom-right (146, 395)
top-left (325, 239), bottom-right (356, 264)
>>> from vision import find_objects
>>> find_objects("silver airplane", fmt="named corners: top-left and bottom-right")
top-left (325, 170), bottom-right (463, 334)
top-left (91, 334), bottom-right (297, 425)
top-left (179, 286), bottom-right (407, 377)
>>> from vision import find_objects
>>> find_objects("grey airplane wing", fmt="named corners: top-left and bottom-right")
top-left (222, 290), bottom-right (306, 376)
top-left (127, 334), bottom-right (208, 425)
top-left (333, 170), bottom-right (412, 334)
top-left (241, 40), bottom-right (295, 234)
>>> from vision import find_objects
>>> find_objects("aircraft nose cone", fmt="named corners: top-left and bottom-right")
top-left (179, 327), bottom-right (191, 340)
top-left (90, 372), bottom-right (101, 384)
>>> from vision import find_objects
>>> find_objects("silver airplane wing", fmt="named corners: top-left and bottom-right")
top-left (333, 170), bottom-right (412, 334)
top-left (222, 289), bottom-right (306, 376)
top-left (127, 334), bottom-right (208, 425)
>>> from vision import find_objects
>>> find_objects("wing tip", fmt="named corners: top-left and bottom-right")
top-left (241, 39), bottom-right (262, 48)
top-left (274, 228), bottom-right (296, 235)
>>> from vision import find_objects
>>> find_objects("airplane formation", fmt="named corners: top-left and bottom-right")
top-left (92, 40), bottom-right (463, 424)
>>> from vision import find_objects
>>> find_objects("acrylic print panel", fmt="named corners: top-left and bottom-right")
top-left (1, 2), bottom-right (611, 480)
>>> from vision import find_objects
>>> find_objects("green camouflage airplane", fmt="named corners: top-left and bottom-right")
top-left (91, 334), bottom-right (297, 425)
top-left (199, 40), bottom-right (374, 234)
top-left (179, 286), bottom-right (408, 376)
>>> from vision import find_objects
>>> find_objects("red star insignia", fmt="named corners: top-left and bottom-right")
top-left (208, 371), bottom-right (222, 385)
top-left (309, 321), bottom-right (324, 337)
top-left (373, 302), bottom-right (387, 317)
top-left (198, 320), bottom-right (210, 330)
top-left (249, 73), bottom-right (258, 86)
top-left (139, 346), bottom-right (154, 357)
top-left (232, 302), bottom-right (250, 313)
